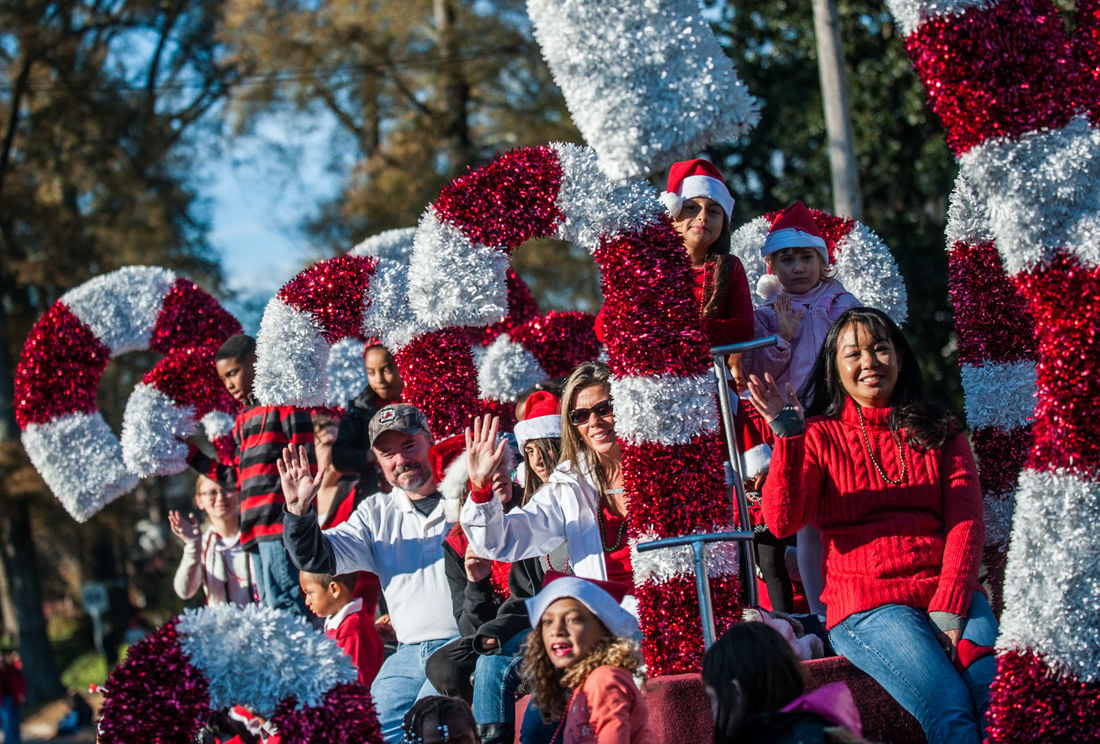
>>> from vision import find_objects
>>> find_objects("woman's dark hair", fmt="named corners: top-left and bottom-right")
top-left (702, 622), bottom-right (806, 744)
top-left (402, 696), bottom-right (479, 743)
top-left (521, 436), bottom-right (562, 503)
top-left (801, 307), bottom-right (961, 450)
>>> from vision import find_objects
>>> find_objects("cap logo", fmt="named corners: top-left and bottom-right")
top-left (378, 408), bottom-right (397, 424)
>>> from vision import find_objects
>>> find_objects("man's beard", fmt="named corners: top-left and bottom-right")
top-left (394, 463), bottom-right (428, 491)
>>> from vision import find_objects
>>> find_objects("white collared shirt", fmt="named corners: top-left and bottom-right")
top-left (322, 488), bottom-right (459, 644)
top-left (324, 597), bottom-right (364, 634)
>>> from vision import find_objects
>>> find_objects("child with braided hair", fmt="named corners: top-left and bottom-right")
top-left (402, 696), bottom-right (480, 744)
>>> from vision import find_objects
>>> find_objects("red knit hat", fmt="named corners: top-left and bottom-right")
top-left (762, 201), bottom-right (828, 262)
top-left (514, 390), bottom-right (562, 451)
top-left (658, 158), bottom-right (735, 222)
top-left (429, 433), bottom-right (466, 485)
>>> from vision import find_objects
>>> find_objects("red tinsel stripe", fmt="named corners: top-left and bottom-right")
top-left (213, 433), bottom-right (238, 465)
top-left (595, 221), bottom-right (711, 378)
top-left (1015, 253), bottom-right (1100, 474)
top-left (510, 310), bottom-right (600, 379)
top-left (948, 241), bottom-right (1036, 365)
top-left (972, 425), bottom-right (1032, 496)
top-left (1075, 0), bottom-right (1100, 123)
top-left (904, 0), bottom-right (1080, 155)
top-left (143, 345), bottom-right (240, 416)
top-left (151, 278), bottom-right (242, 355)
top-left (622, 435), bottom-right (731, 537)
top-left (13, 302), bottom-right (111, 427)
top-left (432, 145), bottom-right (566, 249)
top-left (272, 683), bottom-right (383, 744)
top-left (394, 328), bottom-right (484, 440)
top-left (764, 207), bottom-right (853, 265)
top-left (469, 269), bottom-right (541, 347)
top-left (986, 648), bottom-right (1100, 742)
top-left (278, 255), bottom-right (377, 344)
top-left (635, 574), bottom-right (743, 676)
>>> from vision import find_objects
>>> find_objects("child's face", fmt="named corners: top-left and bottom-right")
top-left (767, 247), bottom-right (825, 294)
top-left (364, 347), bottom-right (402, 401)
top-left (540, 598), bottom-right (608, 670)
top-left (196, 478), bottom-right (238, 519)
top-left (524, 441), bottom-right (552, 483)
top-left (673, 196), bottom-right (725, 262)
top-left (300, 576), bottom-right (343, 618)
top-left (215, 355), bottom-right (256, 404)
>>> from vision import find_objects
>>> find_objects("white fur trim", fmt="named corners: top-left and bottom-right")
top-left (552, 143), bottom-right (665, 253)
top-left (959, 116), bottom-right (1100, 275)
top-left (440, 455), bottom-right (469, 515)
top-left (630, 529), bottom-right (740, 585)
top-left (22, 413), bottom-right (137, 522)
top-left (675, 175), bottom-right (734, 221)
top-left (476, 333), bottom-right (548, 403)
top-left (528, 0), bottom-right (759, 180)
top-left (610, 373), bottom-right (719, 445)
top-left (945, 175), bottom-right (996, 246)
top-left (762, 228), bottom-right (828, 258)
top-left (349, 227), bottom-right (416, 262)
top-left (884, 0), bottom-right (998, 36)
top-left (756, 274), bottom-right (781, 302)
top-left (121, 384), bottom-right (197, 477)
top-left (61, 266), bottom-right (176, 355)
top-left (362, 258), bottom-right (428, 350)
top-left (960, 361), bottom-right (1036, 430)
top-left (407, 211), bottom-right (511, 331)
top-left (514, 415), bottom-right (562, 452)
top-left (254, 298), bottom-right (329, 406)
top-left (658, 191), bottom-right (683, 218)
top-left (177, 604), bottom-right (357, 716)
top-left (326, 337), bottom-right (369, 408)
top-left (741, 443), bottom-right (772, 479)
top-left (998, 468), bottom-right (1100, 682)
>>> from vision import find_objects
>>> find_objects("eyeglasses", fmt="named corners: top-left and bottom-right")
top-left (568, 399), bottom-right (614, 426)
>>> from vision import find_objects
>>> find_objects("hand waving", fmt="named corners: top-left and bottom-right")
top-left (774, 294), bottom-right (805, 342)
top-left (277, 443), bottom-right (324, 516)
top-left (168, 510), bottom-right (200, 543)
top-left (465, 414), bottom-right (507, 493)
top-left (748, 372), bottom-right (804, 426)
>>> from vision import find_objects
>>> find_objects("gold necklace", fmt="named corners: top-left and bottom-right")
top-left (855, 404), bottom-right (908, 485)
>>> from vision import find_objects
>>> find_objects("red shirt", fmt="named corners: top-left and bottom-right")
top-left (600, 505), bottom-right (633, 588)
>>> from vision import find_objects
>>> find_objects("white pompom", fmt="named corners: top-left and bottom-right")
top-left (756, 274), bottom-right (781, 301)
top-left (657, 191), bottom-right (682, 218)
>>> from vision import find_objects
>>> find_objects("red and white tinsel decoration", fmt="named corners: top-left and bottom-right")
top-left (887, 0), bottom-right (1100, 737)
top-left (527, 0), bottom-right (760, 180)
top-left (407, 143), bottom-right (741, 673)
top-left (15, 267), bottom-right (241, 520)
top-left (729, 208), bottom-right (909, 324)
top-left (97, 604), bottom-right (380, 743)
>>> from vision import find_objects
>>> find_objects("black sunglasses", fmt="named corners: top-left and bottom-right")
top-left (568, 399), bottom-right (613, 426)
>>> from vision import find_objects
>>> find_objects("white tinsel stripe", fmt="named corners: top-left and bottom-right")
top-left (407, 211), bottom-right (511, 331)
top-left (349, 227), bottom-right (417, 262)
top-left (610, 373), bottom-right (718, 446)
top-left (884, 0), bottom-right (999, 37)
top-left (959, 116), bottom-right (1100, 275)
top-left (177, 604), bottom-right (357, 716)
top-left (630, 530), bottom-right (740, 585)
top-left (552, 143), bottom-right (664, 254)
top-left (61, 266), bottom-right (177, 356)
top-left (254, 298), bottom-right (330, 407)
top-left (832, 224), bottom-right (909, 324)
top-left (22, 413), bottom-right (137, 522)
top-left (960, 361), bottom-right (1036, 430)
top-left (362, 258), bottom-right (429, 350)
top-left (998, 468), bottom-right (1100, 683)
top-left (201, 410), bottom-right (235, 441)
top-left (120, 385), bottom-right (197, 478)
top-left (477, 333), bottom-right (548, 403)
top-left (326, 337), bottom-right (368, 408)
top-left (529, 0), bottom-right (760, 181)
top-left (945, 174), bottom-right (996, 246)
top-left (984, 489), bottom-right (1015, 548)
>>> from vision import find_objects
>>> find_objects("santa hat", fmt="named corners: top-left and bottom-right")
top-left (658, 159), bottom-right (734, 222)
top-left (514, 391), bottom-right (562, 452)
top-left (738, 405), bottom-right (773, 480)
top-left (526, 572), bottom-right (639, 639)
top-left (761, 201), bottom-right (828, 262)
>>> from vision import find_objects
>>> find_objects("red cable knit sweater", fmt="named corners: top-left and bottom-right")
top-left (762, 398), bottom-right (984, 630)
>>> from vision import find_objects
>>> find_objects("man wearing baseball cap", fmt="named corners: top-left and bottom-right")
top-left (281, 403), bottom-right (459, 743)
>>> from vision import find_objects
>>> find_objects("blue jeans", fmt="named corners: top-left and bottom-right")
top-left (829, 593), bottom-right (998, 744)
top-left (372, 639), bottom-right (452, 744)
top-left (1, 695), bottom-right (22, 744)
top-left (256, 539), bottom-right (309, 618)
top-left (472, 630), bottom-right (527, 725)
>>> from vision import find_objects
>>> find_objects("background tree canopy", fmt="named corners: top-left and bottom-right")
top-left (0, 0), bottom-right (962, 703)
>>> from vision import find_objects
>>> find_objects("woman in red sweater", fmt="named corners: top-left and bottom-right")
top-left (748, 307), bottom-right (996, 744)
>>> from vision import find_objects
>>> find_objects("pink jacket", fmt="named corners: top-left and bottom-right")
top-left (781, 681), bottom-right (863, 738)
top-left (564, 666), bottom-right (655, 744)
top-left (744, 279), bottom-right (859, 394)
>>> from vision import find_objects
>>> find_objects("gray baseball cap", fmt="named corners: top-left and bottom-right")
top-left (368, 403), bottom-right (431, 447)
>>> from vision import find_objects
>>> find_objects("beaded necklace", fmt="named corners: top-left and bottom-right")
top-left (599, 488), bottom-right (627, 551)
top-left (854, 404), bottom-right (908, 485)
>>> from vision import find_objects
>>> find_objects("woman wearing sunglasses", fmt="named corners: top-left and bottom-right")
top-left (460, 361), bottom-right (636, 607)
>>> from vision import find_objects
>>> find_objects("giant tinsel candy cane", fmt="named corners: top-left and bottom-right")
top-left (944, 176), bottom-right (1037, 617)
top-left (406, 143), bottom-right (740, 674)
top-left (887, 0), bottom-right (1100, 737)
top-left (14, 267), bottom-right (241, 521)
